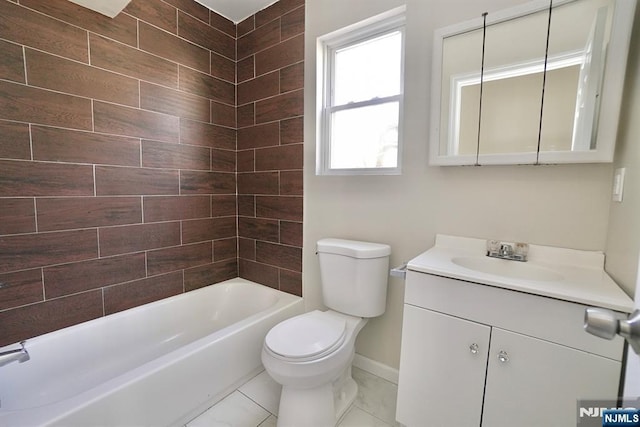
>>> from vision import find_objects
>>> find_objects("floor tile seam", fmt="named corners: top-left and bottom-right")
top-left (353, 401), bottom-right (397, 426)
top-left (237, 388), bottom-right (277, 419)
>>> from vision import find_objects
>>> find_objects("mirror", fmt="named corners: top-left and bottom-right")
top-left (478, 6), bottom-right (549, 162)
top-left (438, 27), bottom-right (484, 164)
top-left (540, 0), bottom-right (610, 156)
top-left (429, 0), bottom-right (636, 166)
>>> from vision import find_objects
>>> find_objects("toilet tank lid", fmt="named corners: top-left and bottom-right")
top-left (317, 238), bottom-right (391, 258)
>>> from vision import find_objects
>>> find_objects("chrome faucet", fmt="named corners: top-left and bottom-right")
top-left (0, 341), bottom-right (30, 367)
top-left (499, 243), bottom-right (513, 257)
top-left (487, 240), bottom-right (528, 262)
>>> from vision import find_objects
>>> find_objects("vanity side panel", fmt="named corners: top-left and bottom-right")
top-left (404, 271), bottom-right (625, 360)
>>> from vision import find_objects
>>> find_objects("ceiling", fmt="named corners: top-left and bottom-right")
top-left (67, 0), bottom-right (280, 23)
top-left (195, 0), bottom-right (279, 23)
top-left (68, 0), bottom-right (132, 18)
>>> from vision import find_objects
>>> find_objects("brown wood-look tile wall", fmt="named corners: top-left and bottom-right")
top-left (0, 0), bottom-right (304, 347)
top-left (0, 0), bottom-right (243, 347)
top-left (237, 0), bottom-right (304, 296)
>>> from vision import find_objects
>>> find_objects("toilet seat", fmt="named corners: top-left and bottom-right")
top-left (265, 311), bottom-right (347, 362)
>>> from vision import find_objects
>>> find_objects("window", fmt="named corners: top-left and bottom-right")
top-left (317, 9), bottom-right (405, 175)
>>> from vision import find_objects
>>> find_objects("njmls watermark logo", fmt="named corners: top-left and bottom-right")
top-left (578, 399), bottom-right (640, 427)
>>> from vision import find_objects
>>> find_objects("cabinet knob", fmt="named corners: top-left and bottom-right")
top-left (497, 350), bottom-right (509, 363)
top-left (469, 343), bottom-right (479, 354)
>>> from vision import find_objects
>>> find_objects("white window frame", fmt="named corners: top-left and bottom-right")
top-left (317, 7), bottom-right (406, 176)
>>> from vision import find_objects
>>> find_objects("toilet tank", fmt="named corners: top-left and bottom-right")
top-left (317, 238), bottom-right (391, 318)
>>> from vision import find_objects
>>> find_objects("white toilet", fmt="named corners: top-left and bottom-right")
top-left (261, 238), bottom-right (391, 427)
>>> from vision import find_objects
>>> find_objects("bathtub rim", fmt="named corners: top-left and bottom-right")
top-left (0, 278), bottom-right (303, 426)
top-left (0, 277), bottom-right (297, 354)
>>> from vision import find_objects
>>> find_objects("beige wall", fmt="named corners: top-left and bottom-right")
top-left (458, 67), bottom-right (579, 154)
top-left (304, 0), bottom-right (619, 369)
top-left (604, 3), bottom-right (640, 297)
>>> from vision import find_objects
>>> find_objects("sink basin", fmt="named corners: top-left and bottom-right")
top-left (452, 256), bottom-right (564, 282)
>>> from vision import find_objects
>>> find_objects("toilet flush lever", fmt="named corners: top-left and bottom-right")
top-left (584, 308), bottom-right (640, 354)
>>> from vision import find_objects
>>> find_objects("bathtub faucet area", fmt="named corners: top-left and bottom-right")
top-left (0, 341), bottom-right (29, 367)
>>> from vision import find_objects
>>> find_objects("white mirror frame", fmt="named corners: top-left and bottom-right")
top-left (429, 0), bottom-right (636, 166)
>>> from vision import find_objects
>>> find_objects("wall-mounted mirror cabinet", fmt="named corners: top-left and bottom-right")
top-left (429, 0), bottom-right (636, 166)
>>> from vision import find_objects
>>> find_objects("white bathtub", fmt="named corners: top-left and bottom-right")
top-left (0, 278), bottom-right (303, 426)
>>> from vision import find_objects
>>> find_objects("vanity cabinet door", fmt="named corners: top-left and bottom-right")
top-left (481, 328), bottom-right (621, 427)
top-left (396, 305), bottom-right (491, 427)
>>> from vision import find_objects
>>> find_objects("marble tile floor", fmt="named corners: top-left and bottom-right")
top-left (186, 367), bottom-right (401, 427)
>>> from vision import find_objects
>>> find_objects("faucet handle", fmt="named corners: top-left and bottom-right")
top-left (500, 243), bottom-right (513, 255)
top-left (514, 242), bottom-right (529, 259)
top-left (486, 240), bottom-right (500, 254)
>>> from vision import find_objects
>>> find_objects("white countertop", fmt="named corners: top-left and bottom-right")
top-left (407, 234), bottom-right (634, 313)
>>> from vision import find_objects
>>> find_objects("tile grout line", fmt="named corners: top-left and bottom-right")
top-left (0, 43), bottom-right (235, 110)
top-left (237, 388), bottom-right (276, 418)
top-left (21, 45), bottom-right (28, 85)
top-left (86, 30), bottom-right (91, 64)
top-left (1, 36), bottom-right (232, 92)
top-left (196, 368), bottom-right (397, 427)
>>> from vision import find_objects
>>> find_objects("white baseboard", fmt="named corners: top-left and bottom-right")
top-left (353, 353), bottom-right (399, 384)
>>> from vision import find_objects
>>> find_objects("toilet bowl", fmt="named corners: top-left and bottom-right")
top-left (261, 310), bottom-right (367, 426)
top-left (261, 238), bottom-right (391, 427)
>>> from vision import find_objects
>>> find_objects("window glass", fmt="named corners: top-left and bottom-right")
top-left (333, 31), bottom-right (403, 105)
top-left (330, 103), bottom-right (399, 169)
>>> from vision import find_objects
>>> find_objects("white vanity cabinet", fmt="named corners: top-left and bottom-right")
top-left (396, 271), bottom-right (625, 427)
